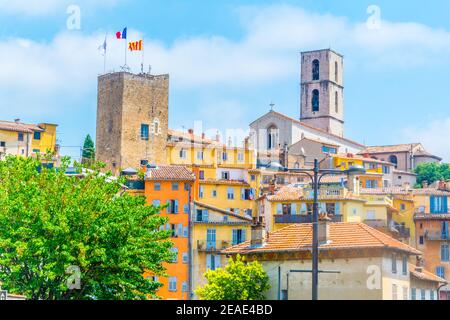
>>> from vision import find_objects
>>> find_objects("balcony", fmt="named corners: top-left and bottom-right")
top-left (391, 223), bottom-right (411, 238)
top-left (197, 240), bottom-right (231, 252)
top-left (275, 214), bottom-right (343, 224)
top-left (425, 231), bottom-right (450, 241)
top-left (124, 180), bottom-right (145, 190)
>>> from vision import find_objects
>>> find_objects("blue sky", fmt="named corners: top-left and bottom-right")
top-left (0, 0), bottom-right (449, 161)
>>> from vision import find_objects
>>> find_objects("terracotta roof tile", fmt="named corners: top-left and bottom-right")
top-left (0, 120), bottom-right (43, 133)
top-left (222, 222), bottom-right (421, 255)
top-left (360, 187), bottom-right (410, 195)
top-left (409, 264), bottom-right (447, 284)
top-left (199, 179), bottom-right (250, 186)
top-left (412, 188), bottom-right (450, 196)
top-left (360, 143), bottom-right (421, 154)
top-left (145, 165), bottom-right (195, 181)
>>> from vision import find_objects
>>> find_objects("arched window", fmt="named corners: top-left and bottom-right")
top-left (335, 91), bottom-right (339, 113)
top-left (335, 61), bottom-right (338, 82)
top-left (312, 59), bottom-right (320, 81)
top-left (294, 162), bottom-right (300, 169)
top-left (267, 125), bottom-right (278, 150)
top-left (389, 155), bottom-right (398, 168)
top-left (312, 90), bottom-right (320, 112)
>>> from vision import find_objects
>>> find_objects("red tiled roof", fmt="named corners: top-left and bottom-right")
top-left (222, 222), bottom-right (421, 255)
top-left (409, 264), bottom-right (447, 284)
top-left (360, 187), bottom-right (410, 195)
top-left (360, 143), bottom-right (421, 154)
top-left (412, 188), bottom-right (450, 196)
top-left (145, 165), bottom-right (195, 181)
top-left (267, 186), bottom-right (303, 201)
top-left (0, 120), bottom-right (43, 133)
top-left (199, 179), bottom-right (250, 186)
top-left (414, 213), bottom-right (450, 221)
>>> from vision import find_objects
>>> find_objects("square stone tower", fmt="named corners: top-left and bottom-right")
top-left (300, 49), bottom-right (344, 137)
top-left (96, 72), bottom-right (169, 175)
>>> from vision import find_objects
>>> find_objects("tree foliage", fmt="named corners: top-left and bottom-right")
top-left (0, 155), bottom-right (173, 300)
top-left (81, 134), bottom-right (95, 164)
top-left (414, 162), bottom-right (450, 187)
top-left (195, 255), bottom-right (270, 300)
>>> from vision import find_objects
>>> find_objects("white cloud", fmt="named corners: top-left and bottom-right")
top-left (401, 117), bottom-right (450, 163)
top-left (0, 0), bottom-right (120, 16)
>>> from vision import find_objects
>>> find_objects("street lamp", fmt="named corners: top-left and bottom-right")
top-left (282, 158), bottom-right (366, 300)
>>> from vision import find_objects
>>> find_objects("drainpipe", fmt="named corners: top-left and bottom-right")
top-left (277, 266), bottom-right (281, 300)
top-left (188, 184), bottom-right (193, 300)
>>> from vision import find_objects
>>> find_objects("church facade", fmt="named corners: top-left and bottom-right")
top-left (249, 49), bottom-right (365, 168)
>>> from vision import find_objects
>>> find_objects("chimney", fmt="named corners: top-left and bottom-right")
top-left (422, 180), bottom-right (428, 189)
top-left (318, 214), bottom-right (331, 245)
top-left (250, 217), bottom-right (266, 248)
top-left (188, 129), bottom-right (194, 135)
top-left (347, 153), bottom-right (354, 158)
top-left (415, 256), bottom-right (424, 273)
top-left (202, 133), bottom-right (206, 140)
top-left (438, 180), bottom-right (447, 191)
top-left (215, 131), bottom-right (221, 142)
top-left (14, 118), bottom-right (20, 124)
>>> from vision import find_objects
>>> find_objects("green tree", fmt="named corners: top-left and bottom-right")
top-left (414, 162), bottom-right (450, 187)
top-left (81, 134), bottom-right (95, 164)
top-left (0, 155), bottom-right (173, 300)
top-left (195, 255), bottom-right (270, 300)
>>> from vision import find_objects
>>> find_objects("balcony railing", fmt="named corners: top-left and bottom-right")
top-left (302, 188), bottom-right (345, 199)
top-left (197, 240), bottom-right (231, 252)
top-left (391, 224), bottom-right (411, 238)
top-left (425, 231), bottom-right (450, 241)
top-left (275, 214), bottom-right (343, 224)
top-left (124, 180), bottom-right (145, 190)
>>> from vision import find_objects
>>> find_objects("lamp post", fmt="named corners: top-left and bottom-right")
top-left (283, 158), bottom-right (366, 300)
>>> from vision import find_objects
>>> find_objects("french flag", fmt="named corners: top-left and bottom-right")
top-left (116, 27), bottom-right (127, 39)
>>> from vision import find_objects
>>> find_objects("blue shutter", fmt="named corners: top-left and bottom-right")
top-left (444, 197), bottom-right (448, 213)
top-left (174, 200), bottom-right (179, 214)
top-left (276, 204), bottom-right (282, 215)
top-left (241, 188), bottom-right (245, 200)
top-left (335, 202), bottom-right (341, 215)
top-left (430, 196), bottom-right (435, 214)
top-left (232, 230), bottom-right (237, 245)
top-left (202, 210), bottom-right (209, 222)
top-left (319, 202), bottom-right (326, 213)
top-left (177, 224), bottom-right (183, 237)
top-left (167, 200), bottom-right (172, 213)
top-left (206, 254), bottom-right (212, 270)
top-left (215, 255), bottom-right (221, 268)
top-left (300, 203), bottom-right (307, 215)
top-left (291, 204), bottom-right (297, 215)
top-left (183, 226), bottom-right (189, 238)
top-left (242, 229), bottom-right (247, 242)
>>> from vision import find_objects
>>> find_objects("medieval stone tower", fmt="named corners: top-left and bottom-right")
top-left (96, 72), bottom-right (169, 175)
top-left (300, 49), bottom-right (344, 137)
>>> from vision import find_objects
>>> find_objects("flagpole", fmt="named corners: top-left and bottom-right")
top-left (104, 33), bottom-right (107, 74)
top-left (141, 37), bottom-right (145, 73)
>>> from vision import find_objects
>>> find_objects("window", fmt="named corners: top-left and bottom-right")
top-left (152, 200), bottom-right (161, 207)
top-left (172, 183), bottom-right (179, 191)
top-left (222, 152), bottom-right (228, 161)
top-left (312, 59), bottom-right (320, 80)
top-left (206, 229), bottom-right (216, 250)
top-left (182, 282), bottom-right (188, 293)
top-left (383, 165), bottom-right (390, 174)
top-left (140, 124), bottom-right (149, 140)
top-left (140, 160), bottom-right (149, 166)
top-left (167, 200), bottom-right (179, 214)
top-left (153, 119), bottom-right (160, 135)
top-left (251, 175), bottom-right (256, 181)
top-left (430, 290), bottom-right (435, 300)
top-left (223, 215), bottom-right (229, 223)
top-left (430, 196), bottom-right (448, 214)
top-left (221, 171), bottom-right (230, 180)
top-left (402, 256), bottom-right (408, 275)
top-left (183, 204), bottom-right (190, 214)
top-left (171, 247), bottom-right (178, 262)
top-left (18, 133), bottom-right (24, 141)
top-left (0, 141), bottom-right (5, 147)
top-left (33, 131), bottom-right (41, 140)
top-left (212, 190), bottom-right (217, 198)
top-left (420, 289), bottom-right (426, 300)
top-left (335, 91), bottom-right (339, 113)
top-left (403, 287), bottom-right (408, 300)
top-left (312, 89), bottom-right (320, 112)
top-left (366, 210), bottom-right (376, 220)
top-left (389, 155), bottom-right (398, 168)
top-left (184, 183), bottom-right (190, 191)
top-left (419, 236), bottom-right (424, 245)
top-left (238, 153), bottom-right (244, 162)
top-left (169, 277), bottom-right (177, 292)
top-left (436, 266), bottom-right (445, 279)
top-left (227, 188), bottom-right (234, 200)
top-left (442, 221), bottom-right (449, 238)
top-left (392, 284), bottom-right (397, 300)
top-left (154, 183), bottom-right (161, 191)
top-left (335, 61), bottom-right (338, 82)
top-left (400, 204), bottom-right (406, 211)
top-left (411, 288), bottom-right (416, 300)
top-left (282, 204), bottom-right (292, 215)
top-left (392, 254), bottom-right (397, 274)
top-left (182, 252), bottom-right (188, 264)
top-left (179, 149), bottom-right (187, 159)
top-left (199, 170), bottom-right (205, 180)
top-left (441, 244), bottom-right (449, 262)
top-left (267, 125), bottom-right (278, 150)
top-left (196, 209), bottom-right (208, 222)
top-left (199, 186), bottom-right (204, 199)
top-left (206, 254), bottom-right (220, 271)
top-left (197, 151), bottom-right (204, 160)
top-left (232, 229), bottom-right (246, 245)
top-left (322, 146), bottom-right (337, 154)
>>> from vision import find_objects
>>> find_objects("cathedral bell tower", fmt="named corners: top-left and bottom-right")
top-left (300, 49), bottom-right (344, 137)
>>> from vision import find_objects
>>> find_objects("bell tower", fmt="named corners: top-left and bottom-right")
top-left (300, 49), bottom-right (344, 137)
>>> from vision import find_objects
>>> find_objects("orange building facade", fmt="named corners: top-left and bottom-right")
top-left (143, 165), bottom-right (195, 300)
